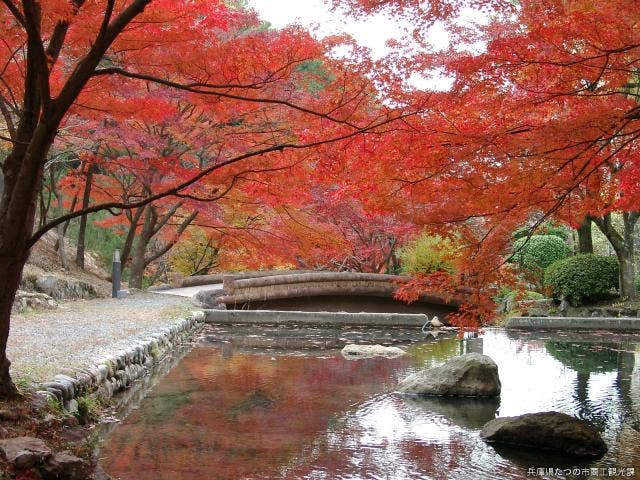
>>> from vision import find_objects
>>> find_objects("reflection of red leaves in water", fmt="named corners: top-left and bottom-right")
top-left (101, 348), bottom-right (408, 480)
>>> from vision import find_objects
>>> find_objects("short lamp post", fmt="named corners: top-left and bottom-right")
top-left (112, 249), bottom-right (121, 298)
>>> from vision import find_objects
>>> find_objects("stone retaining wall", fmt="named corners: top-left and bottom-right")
top-left (33, 311), bottom-right (205, 410)
top-left (505, 316), bottom-right (640, 331)
top-left (204, 309), bottom-right (433, 328)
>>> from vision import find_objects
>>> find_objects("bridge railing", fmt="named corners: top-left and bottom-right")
top-left (171, 269), bottom-right (315, 288)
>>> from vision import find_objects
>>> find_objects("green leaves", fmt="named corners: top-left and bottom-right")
top-left (512, 234), bottom-right (571, 274)
top-left (399, 233), bottom-right (458, 275)
top-left (544, 254), bottom-right (619, 306)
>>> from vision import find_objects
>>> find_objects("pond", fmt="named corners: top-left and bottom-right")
top-left (98, 327), bottom-right (640, 480)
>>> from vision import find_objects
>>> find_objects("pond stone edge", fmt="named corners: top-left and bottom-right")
top-left (32, 310), bottom-right (206, 409)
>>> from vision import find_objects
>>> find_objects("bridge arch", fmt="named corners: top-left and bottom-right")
top-left (217, 272), bottom-right (463, 318)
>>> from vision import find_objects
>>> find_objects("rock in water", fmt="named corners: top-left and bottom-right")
top-left (480, 411), bottom-right (607, 458)
top-left (397, 353), bottom-right (501, 397)
top-left (341, 344), bottom-right (407, 359)
top-left (0, 437), bottom-right (52, 469)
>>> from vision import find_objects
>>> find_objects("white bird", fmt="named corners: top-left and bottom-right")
top-left (421, 315), bottom-right (443, 334)
top-left (421, 317), bottom-right (431, 333)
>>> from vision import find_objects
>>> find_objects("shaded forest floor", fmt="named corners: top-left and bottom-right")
top-left (23, 230), bottom-right (113, 298)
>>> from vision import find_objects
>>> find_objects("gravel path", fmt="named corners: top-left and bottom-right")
top-left (8, 293), bottom-right (197, 386)
top-left (155, 283), bottom-right (223, 298)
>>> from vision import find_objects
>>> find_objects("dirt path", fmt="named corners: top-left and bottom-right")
top-left (8, 293), bottom-right (196, 386)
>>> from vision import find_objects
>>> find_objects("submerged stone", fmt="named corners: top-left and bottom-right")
top-left (397, 353), bottom-right (501, 397)
top-left (480, 411), bottom-right (607, 458)
top-left (403, 396), bottom-right (499, 429)
top-left (341, 344), bottom-right (407, 359)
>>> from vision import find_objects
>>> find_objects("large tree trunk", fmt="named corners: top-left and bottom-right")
top-left (592, 212), bottom-right (639, 299)
top-left (75, 163), bottom-right (95, 268)
top-left (0, 255), bottom-right (25, 398)
top-left (128, 206), bottom-right (195, 288)
top-left (577, 217), bottom-right (594, 254)
top-left (0, 145), bottom-right (48, 398)
top-left (616, 247), bottom-right (636, 299)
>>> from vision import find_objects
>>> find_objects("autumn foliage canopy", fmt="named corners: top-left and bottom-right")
top-left (2, 0), bottom-right (640, 333)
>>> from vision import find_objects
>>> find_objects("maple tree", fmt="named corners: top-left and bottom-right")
top-left (2, 0), bottom-right (637, 399)
top-left (333, 0), bottom-right (640, 320)
top-left (0, 0), bottom-right (416, 398)
top-left (247, 194), bottom-right (417, 273)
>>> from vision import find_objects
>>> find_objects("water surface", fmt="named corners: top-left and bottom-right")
top-left (99, 327), bottom-right (640, 479)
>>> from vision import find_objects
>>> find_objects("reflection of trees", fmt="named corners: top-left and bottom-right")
top-left (545, 342), bottom-right (625, 429)
top-left (402, 396), bottom-right (499, 429)
top-left (615, 350), bottom-right (639, 429)
top-left (101, 348), bottom-right (411, 480)
top-left (406, 338), bottom-right (462, 368)
top-left (615, 350), bottom-right (640, 464)
top-left (545, 342), bottom-right (619, 374)
top-left (405, 334), bottom-right (482, 367)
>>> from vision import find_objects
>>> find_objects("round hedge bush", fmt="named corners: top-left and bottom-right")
top-left (512, 234), bottom-right (571, 273)
top-left (543, 254), bottom-right (619, 306)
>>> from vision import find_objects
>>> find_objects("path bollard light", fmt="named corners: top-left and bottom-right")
top-left (112, 249), bottom-right (121, 298)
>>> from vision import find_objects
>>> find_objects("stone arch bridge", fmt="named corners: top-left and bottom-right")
top-left (170, 271), bottom-right (464, 318)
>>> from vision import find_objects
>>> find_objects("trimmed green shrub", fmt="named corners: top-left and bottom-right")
top-left (399, 234), bottom-right (458, 275)
top-left (513, 223), bottom-right (570, 241)
top-left (544, 254), bottom-right (619, 306)
top-left (512, 234), bottom-right (571, 274)
top-left (525, 290), bottom-right (545, 300)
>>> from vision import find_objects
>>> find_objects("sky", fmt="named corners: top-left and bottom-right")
top-left (248, 1), bottom-right (485, 90)
top-left (248, 0), bottom-right (450, 59)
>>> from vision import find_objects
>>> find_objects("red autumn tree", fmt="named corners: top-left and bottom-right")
top-left (0, 0), bottom-right (415, 398)
top-left (332, 0), bottom-right (640, 319)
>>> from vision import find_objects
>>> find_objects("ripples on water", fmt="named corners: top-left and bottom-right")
top-left (99, 328), bottom-right (640, 480)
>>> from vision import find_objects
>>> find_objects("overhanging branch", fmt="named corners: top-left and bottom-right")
top-left (28, 110), bottom-right (415, 247)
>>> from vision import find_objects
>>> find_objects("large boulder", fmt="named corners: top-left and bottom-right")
top-left (341, 344), bottom-right (407, 359)
top-left (0, 436), bottom-right (52, 469)
top-left (12, 290), bottom-right (58, 313)
top-left (480, 411), bottom-right (607, 458)
top-left (397, 353), bottom-right (501, 397)
top-left (40, 451), bottom-right (87, 480)
top-left (30, 274), bottom-right (97, 301)
top-left (194, 289), bottom-right (226, 308)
